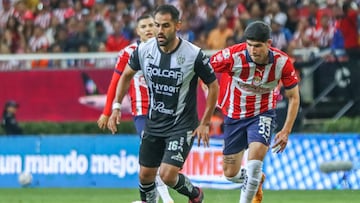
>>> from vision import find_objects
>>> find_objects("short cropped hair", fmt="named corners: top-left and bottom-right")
top-left (154, 4), bottom-right (180, 22)
top-left (137, 13), bottom-right (153, 23)
top-left (243, 21), bottom-right (271, 42)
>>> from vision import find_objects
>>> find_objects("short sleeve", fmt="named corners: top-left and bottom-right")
top-left (128, 47), bottom-right (141, 71)
top-left (281, 59), bottom-right (298, 89)
top-left (210, 48), bottom-right (234, 73)
top-left (194, 50), bottom-right (217, 84)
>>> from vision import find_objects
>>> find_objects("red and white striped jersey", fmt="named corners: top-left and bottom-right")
top-left (102, 41), bottom-right (149, 117)
top-left (210, 43), bottom-right (298, 119)
top-left (34, 12), bottom-right (52, 29)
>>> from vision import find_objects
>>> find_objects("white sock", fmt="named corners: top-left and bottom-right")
top-left (239, 160), bottom-right (263, 203)
top-left (156, 173), bottom-right (174, 203)
top-left (226, 167), bottom-right (247, 184)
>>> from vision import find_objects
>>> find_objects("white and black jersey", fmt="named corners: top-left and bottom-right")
top-left (128, 38), bottom-right (217, 136)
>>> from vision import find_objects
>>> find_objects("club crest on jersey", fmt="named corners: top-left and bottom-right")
top-left (253, 76), bottom-right (262, 86)
top-left (176, 54), bottom-right (185, 65)
top-left (252, 68), bottom-right (264, 86)
top-left (222, 48), bottom-right (230, 59)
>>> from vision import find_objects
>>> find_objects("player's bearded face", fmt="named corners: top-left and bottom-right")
top-left (154, 14), bottom-right (178, 46)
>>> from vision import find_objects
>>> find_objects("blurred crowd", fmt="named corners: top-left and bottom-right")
top-left (0, 0), bottom-right (359, 70)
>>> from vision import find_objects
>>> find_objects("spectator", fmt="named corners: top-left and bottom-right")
top-left (287, 17), bottom-right (315, 57)
top-left (28, 25), bottom-right (49, 52)
top-left (2, 100), bottom-right (23, 135)
top-left (65, 18), bottom-right (91, 52)
top-left (185, 3), bottom-right (205, 35)
top-left (34, 2), bottom-right (52, 29)
top-left (0, 0), bottom-right (15, 29)
top-left (285, 4), bottom-right (300, 34)
top-left (89, 20), bottom-right (107, 51)
top-left (4, 16), bottom-right (23, 53)
top-left (337, 1), bottom-right (360, 58)
top-left (312, 14), bottom-right (335, 49)
top-left (177, 18), bottom-right (195, 42)
top-left (270, 14), bottom-right (293, 51)
top-left (105, 20), bottom-right (130, 52)
top-left (233, 18), bottom-right (245, 43)
top-left (206, 16), bottom-right (233, 50)
top-left (202, 3), bottom-right (218, 36)
top-left (245, 1), bottom-right (264, 26)
top-left (337, 1), bottom-right (360, 116)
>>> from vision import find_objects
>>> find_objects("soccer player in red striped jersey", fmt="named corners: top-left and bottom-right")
top-left (210, 21), bottom-right (300, 203)
top-left (97, 14), bottom-right (174, 203)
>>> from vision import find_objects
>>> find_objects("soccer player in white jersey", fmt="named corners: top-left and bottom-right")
top-left (97, 14), bottom-right (173, 203)
top-left (210, 21), bottom-right (300, 203)
top-left (107, 4), bottom-right (219, 203)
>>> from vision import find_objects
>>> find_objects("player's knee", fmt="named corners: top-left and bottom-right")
top-left (139, 169), bottom-right (157, 183)
top-left (159, 170), bottom-right (177, 186)
top-left (223, 165), bottom-right (240, 178)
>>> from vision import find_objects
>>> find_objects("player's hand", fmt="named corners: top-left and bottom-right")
top-left (272, 130), bottom-right (289, 153)
top-left (192, 124), bottom-right (210, 147)
top-left (107, 110), bottom-right (122, 134)
top-left (97, 114), bottom-right (109, 130)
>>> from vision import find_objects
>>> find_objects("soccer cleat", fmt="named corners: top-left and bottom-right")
top-left (252, 173), bottom-right (265, 203)
top-left (189, 187), bottom-right (204, 203)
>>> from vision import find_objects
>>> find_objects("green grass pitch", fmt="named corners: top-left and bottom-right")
top-left (0, 188), bottom-right (359, 203)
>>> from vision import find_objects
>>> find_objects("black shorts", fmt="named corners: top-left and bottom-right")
top-left (139, 131), bottom-right (195, 168)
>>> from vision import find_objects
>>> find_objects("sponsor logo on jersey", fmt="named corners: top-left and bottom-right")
top-left (171, 152), bottom-right (184, 163)
top-left (146, 64), bottom-right (183, 85)
top-left (153, 101), bottom-right (174, 114)
top-left (146, 53), bottom-right (154, 59)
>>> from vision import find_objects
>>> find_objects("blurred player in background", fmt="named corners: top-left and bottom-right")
top-left (210, 21), bottom-right (300, 203)
top-left (2, 100), bottom-right (23, 135)
top-left (107, 5), bottom-right (219, 203)
top-left (97, 14), bottom-right (174, 203)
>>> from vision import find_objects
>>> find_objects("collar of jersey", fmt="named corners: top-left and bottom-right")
top-left (157, 37), bottom-right (182, 54)
top-left (245, 49), bottom-right (274, 66)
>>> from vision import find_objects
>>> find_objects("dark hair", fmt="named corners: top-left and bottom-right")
top-left (154, 4), bottom-right (180, 22)
top-left (243, 21), bottom-right (271, 42)
top-left (137, 13), bottom-right (153, 23)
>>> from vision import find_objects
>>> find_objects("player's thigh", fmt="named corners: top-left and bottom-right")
top-left (222, 116), bottom-right (248, 156)
top-left (139, 133), bottom-right (166, 168)
top-left (162, 131), bottom-right (195, 168)
top-left (247, 110), bottom-right (276, 160)
top-left (247, 110), bottom-right (276, 146)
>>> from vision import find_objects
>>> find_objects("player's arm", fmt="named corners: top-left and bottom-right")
top-left (272, 60), bottom-right (300, 153)
top-left (97, 49), bottom-right (131, 130)
top-left (107, 64), bottom-right (137, 134)
top-left (209, 48), bottom-right (234, 73)
top-left (282, 85), bottom-right (300, 134)
top-left (107, 47), bottom-right (141, 134)
top-left (193, 50), bottom-right (219, 147)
